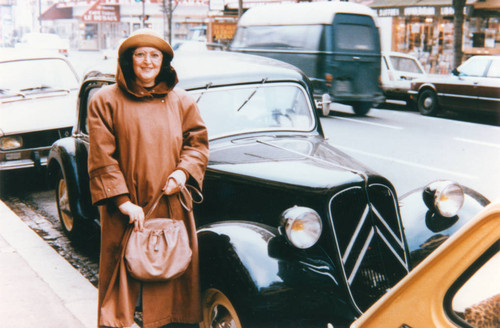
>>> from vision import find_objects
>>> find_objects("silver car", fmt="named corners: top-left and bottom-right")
top-left (381, 51), bottom-right (426, 105)
top-left (0, 49), bottom-right (79, 171)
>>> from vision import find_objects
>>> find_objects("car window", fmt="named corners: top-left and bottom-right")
top-left (231, 25), bottom-right (322, 50)
top-left (333, 24), bottom-right (376, 51)
top-left (486, 59), bottom-right (500, 78)
top-left (389, 56), bottom-right (424, 74)
top-left (0, 58), bottom-right (78, 95)
top-left (450, 243), bottom-right (500, 327)
top-left (458, 57), bottom-right (490, 77)
top-left (190, 83), bottom-right (315, 139)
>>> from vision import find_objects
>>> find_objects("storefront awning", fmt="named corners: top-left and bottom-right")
top-left (82, 0), bottom-right (120, 23)
top-left (40, 3), bottom-right (73, 20)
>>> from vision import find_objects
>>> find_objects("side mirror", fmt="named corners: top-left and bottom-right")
top-left (452, 68), bottom-right (459, 76)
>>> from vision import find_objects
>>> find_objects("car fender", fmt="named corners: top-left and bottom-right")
top-left (399, 184), bottom-right (489, 268)
top-left (48, 137), bottom-right (97, 224)
top-left (197, 220), bottom-right (357, 325)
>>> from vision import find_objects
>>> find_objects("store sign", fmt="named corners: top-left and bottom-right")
top-left (404, 6), bottom-right (435, 16)
top-left (377, 8), bottom-right (400, 17)
top-left (82, 0), bottom-right (120, 22)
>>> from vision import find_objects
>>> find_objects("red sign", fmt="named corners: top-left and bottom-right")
top-left (82, 0), bottom-right (120, 22)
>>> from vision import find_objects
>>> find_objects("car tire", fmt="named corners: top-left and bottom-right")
top-left (55, 169), bottom-right (83, 240)
top-left (352, 102), bottom-right (371, 116)
top-left (418, 89), bottom-right (439, 116)
top-left (200, 288), bottom-right (242, 328)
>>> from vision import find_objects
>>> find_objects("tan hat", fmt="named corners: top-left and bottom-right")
top-left (118, 28), bottom-right (173, 59)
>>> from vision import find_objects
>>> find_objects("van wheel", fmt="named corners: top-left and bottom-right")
top-left (55, 170), bottom-right (83, 240)
top-left (200, 288), bottom-right (242, 328)
top-left (352, 102), bottom-right (371, 116)
top-left (418, 89), bottom-right (439, 116)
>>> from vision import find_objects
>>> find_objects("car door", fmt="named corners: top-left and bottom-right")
top-left (474, 58), bottom-right (500, 114)
top-left (350, 201), bottom-right (500, 328)
top-left (439, 56), bottom-right (491, 112)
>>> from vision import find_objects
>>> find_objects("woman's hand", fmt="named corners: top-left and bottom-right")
top-left (163, 170), bottom-right (187, 195)
top-left (118, 201), bottom-right (145, 232)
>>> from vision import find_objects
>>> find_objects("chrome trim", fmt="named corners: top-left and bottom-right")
top-left (342, 205), bottom-right (369, 263)
top-left (347, 228), bottom-right (374, 285)
top-left (0, 157), bottom-right (47, 170)
top-left (328, 184), bottom-right (409, 314)
top-left (371, 205), bottom-right (404, 248)
top-left (375, 227), bottom-right (407, 268)
top-left (299, 261), bottom-right (339, 285)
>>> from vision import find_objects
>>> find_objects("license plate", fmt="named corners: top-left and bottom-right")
top-left (335, 81), bottom-right (351, 93)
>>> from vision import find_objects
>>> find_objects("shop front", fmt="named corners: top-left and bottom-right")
top-left (368, 0), bottom-right (476, 74)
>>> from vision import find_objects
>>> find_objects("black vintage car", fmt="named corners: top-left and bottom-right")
top-left (48, 52), bottom-right (489, 328)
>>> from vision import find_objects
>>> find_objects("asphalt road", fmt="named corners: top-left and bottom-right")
top-left (321, 103), bottom-right (500, 202)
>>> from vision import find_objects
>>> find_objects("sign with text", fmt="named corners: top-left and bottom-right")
top-left (82, 0), bottom-right (120, 22)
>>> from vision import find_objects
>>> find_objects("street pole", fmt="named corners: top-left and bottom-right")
top-left (142, 0), bottom-right (145, 28)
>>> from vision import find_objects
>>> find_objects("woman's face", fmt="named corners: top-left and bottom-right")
top-left (132, 46), bottom-right (163, 87)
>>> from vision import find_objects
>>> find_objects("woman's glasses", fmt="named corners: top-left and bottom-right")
top-left (133, 51), bottom-right (163, 63)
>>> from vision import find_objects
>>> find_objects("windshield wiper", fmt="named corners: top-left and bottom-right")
top-left (236, 78), bottom-right (268, 112)
top-left (196, 82), bottom-right (213, 103)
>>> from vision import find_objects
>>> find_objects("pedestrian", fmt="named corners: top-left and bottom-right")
top-left (87, 28), bottom-right (209, 328)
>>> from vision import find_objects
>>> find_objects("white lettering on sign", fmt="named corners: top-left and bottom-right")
top-left (404, 6), bottom-right (435, 16)
top-left (378, 8), bottom-right (400, 17)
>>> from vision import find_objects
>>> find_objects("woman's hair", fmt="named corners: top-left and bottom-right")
top-left (119, 47), bottom-right (177, 89)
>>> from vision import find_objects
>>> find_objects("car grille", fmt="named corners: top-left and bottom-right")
top-left (329, 184), bottom-right (408, 312)
top-left (19, 128), bottom-right (72, 149)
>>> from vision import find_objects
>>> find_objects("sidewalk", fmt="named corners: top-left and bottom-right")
top-left (0, 200), bottom-right (97, 328)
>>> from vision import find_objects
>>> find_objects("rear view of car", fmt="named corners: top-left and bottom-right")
top-left (0, 49), bottom-right (79, 171)
top-left (381, 52), bottom-right (426, 105)
top-left (230, 1), bottom-right (384, 116)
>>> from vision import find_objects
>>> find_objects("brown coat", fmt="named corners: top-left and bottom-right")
top-left (88, 62), bottom-right (209, 327)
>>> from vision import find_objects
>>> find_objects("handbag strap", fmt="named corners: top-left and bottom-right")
top-left (145, 182), bottom-right (203, 219)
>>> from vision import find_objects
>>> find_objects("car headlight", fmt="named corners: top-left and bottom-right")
top-left (280, 206), bottom-right (322, 249)
top-left (0, 136), bottom-right (23, 150)
top-left (423, 181), bottom-right (465, 218)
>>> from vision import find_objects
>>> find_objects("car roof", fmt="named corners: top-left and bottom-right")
top-left (85, 51), bottom-right (311, 90)
top-left (382, 51), bottom-right (419, 59)
top-left (0, 48), bottom-right (67, 62)
top-left (237, 1), bottom-right (377, 26)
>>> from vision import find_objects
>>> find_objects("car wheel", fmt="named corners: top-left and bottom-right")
top-left (55, 170), bottom-right (81, 240)
top-left (352, 102), bottom-right (371, 116)
top-left (418, 89), bottom-right (439, 116)
top-left (200, 288), bottom-right (242, 328)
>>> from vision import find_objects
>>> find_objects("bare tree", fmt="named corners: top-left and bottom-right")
top-left (452, 0), bottom-right (466, 68)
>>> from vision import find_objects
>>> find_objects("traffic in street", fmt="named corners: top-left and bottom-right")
top-left (1, 45), bottom-right (499, 327)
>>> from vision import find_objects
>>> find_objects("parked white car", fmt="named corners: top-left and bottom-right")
top-left (381, 51), bottom-right (426, 105)
top-left (15, 33), bottom-right (70, 57)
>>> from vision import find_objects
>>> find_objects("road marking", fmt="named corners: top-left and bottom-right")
top-left (333, 116), bottom-right (404, 130)
top-left (336, 145), bottom-right (477, 180)
top-left (454, 137), bottom-right (500, 150)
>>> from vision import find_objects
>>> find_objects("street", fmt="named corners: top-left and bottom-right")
top-left (322, 103), bottom-right (500, 202)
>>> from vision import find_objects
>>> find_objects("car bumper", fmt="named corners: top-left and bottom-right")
top-left (0, 149), bottom-right (48, 171)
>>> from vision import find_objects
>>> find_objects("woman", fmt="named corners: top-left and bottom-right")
top-left (88, 29), bottom-right (209, 328)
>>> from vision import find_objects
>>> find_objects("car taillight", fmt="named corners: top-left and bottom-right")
top-left (325, 73), bottom-right (333, 87)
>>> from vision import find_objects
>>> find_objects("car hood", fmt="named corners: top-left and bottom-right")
top-left (0, 92), bottom-right (77, 136)
top-left (208, 135), bottom-right (371, 189)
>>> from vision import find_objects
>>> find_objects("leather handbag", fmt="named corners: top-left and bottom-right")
top-left (124, 184), bottom-right (202, 282)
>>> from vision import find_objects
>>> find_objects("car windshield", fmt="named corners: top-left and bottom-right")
top-left (457, 56), bottom-right (490, 77)
top-left (389, 56), bottom-right (424, 74)
top-left (0, 58), bottom-right (79, 96)
top-left (190, 83), bottom-right (315, 139)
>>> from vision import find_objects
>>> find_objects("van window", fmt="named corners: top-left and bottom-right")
top-left (332, 14), bottom-right (378, 52)
top-left (231, 25), bottom-right (322, 50)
